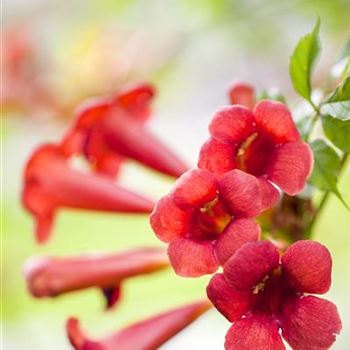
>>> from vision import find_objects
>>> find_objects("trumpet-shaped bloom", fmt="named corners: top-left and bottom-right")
top-left (66, 300), bottom-right (211, 350)
top-left (207, 240), bottom-right (341, 350)
top-left (61, 83), bottom-right (188, 178)
top-left (24, 247), bottom-right (168, 309)
top-left (22, 144), bottom-right (154, 243)
top-left (150, 168), bottom-right (270, 277)
top-left (198, 100), bottom-right (313, 195)
top-left (228, 82), bottom-right (255, 110)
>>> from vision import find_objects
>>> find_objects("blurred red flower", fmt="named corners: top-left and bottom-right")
top-left (61, 83), bottom-right (188, 178)
top-left (22, 144), bottom-right (154, 243)
top-left (149, 168), bottom-right (276, 277)
top-left (24, 247), bottom-right (168, 309)
top-left (1, 25), bottom-right (61, 116)
top-left (198, 100), bottom-right (313, 195)
top-left (228, 82), bottom-right (255, 110)
top-left (66, 300), bottom-right (211, 350)
top-left (207, 240), bottom-right (341, 350)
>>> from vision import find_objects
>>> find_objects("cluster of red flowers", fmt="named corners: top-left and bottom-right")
top-left (150, 83), bottom-right (342, 349)
top-left (22, 82), bottom-right (342, 350)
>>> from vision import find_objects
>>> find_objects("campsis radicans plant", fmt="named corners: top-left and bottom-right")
top-left (22, 21), bottom-right (348, 349)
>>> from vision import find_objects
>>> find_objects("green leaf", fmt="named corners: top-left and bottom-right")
top-left (327, 75), bottom-right (350, 102)
top-left (321, 101), bottom-right (350, 121)
top-left (309, 139), bottom-right (348, 208)
top-left (322, 76), bottom-right (350, 121)
top-left (290, 19), bottom-right (321, 101)
top-left (321, 115), bottom-right (350, 152)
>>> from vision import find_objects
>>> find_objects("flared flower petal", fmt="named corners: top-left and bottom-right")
top-left (281, 240), bottom-right (332, 294)
top-left (168, 238), bottom-right (218, 277)
top-left (257, 178), bottom-right (280, 211)
top-left (67, 300), bottom-right (211, 350)
top-left (214, 218), bottom-right (261, 265)
top-left (209, 106), bottom-right (255, 144)
top-left (150, 195), bottom-right (192, 243)
top-left (228, 82), bottom-right (256, 110)
top-left (112, 82), bottom-right (155, 123)
top-left (171, 169), bottom-right (217, 209)
top-left (281, 296), bottom-right (342, 350)
top-left (198, 137), bottom-right (238, 174)
top-left (218, 170), bottom-right (263, 217)
top-left (225, 315), bottom-right (285, 350)
top-left (254, 100), bottom-right (300, 143)
top-left (24, 248), bottom-right (168, 309)
top-left (266, 141), bottom-right (313, 195)
top-left (22, 144), bottom-right (154, 243)
top-left (207, 273), bottom-right (252, 322)
top-left (224, 241), bottom-right (279, 291)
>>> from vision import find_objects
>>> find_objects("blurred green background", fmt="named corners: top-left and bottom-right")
top-left (3, 0), bottom-right (350, 349)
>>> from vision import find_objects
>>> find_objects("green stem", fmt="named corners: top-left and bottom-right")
top-left (309, 99), bottom-right (321, 115)
top-left (306, 153), bottom-right (349, 237)
top-left (304, 99), bottom-right (321, 142)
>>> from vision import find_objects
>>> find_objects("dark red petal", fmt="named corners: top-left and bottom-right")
top-left (218, 169), bottom-right (263, 217)
top-left (102, 286), bottom-right (121, 309)
top-left (224, 241), bottom-right (279, 291)
top-left (168, 239), bottom-right (219, 277)
top-left (257, 178), bottom-right (280, 212)
top-left (198, 137), bottom-right (237, 174)
top-left (171, 169), bottom-right (217, 209)
top-left (150, 195), bottom-right (192, 243)
top-left (281, 240), bottom-right (332, 294)
top-left (254, 100), bottom-right (300, 143)
top-left (281, 295), bottom-right (342, 350)
top-left (215, 218), bottom-right (261, 265)
top-left (209, 106), bottom-right (255, 144)
top-left (225, 315), bottom-right (285, 350)
top-left (207, 273), bottom-right (252, 322)
top-left (67, 301), bottom-right (211, 350)
top-left (102, 114), bottom-right (188, 178)
top-left (228, 82), bottom-right (256, 110)
top-left (267, 142), bottom-right (313, 195)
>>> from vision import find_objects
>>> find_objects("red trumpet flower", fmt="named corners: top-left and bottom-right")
top-left (150, 168), bottom-right (272, 277)
top-left (22, 144), bottom-right (154, 243)
top-left (24, 247), bottom-right (168, 309)
top-left (207, 240), bottom-right (341, 350)
top-left (66, 300), bottom-right (211, 350)
top-left (198, 100), bottom-right (313, 196)
top-left (61, 83), bottom-right (188, 178)
top-left (228, 82), bottom-right (255, 110)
